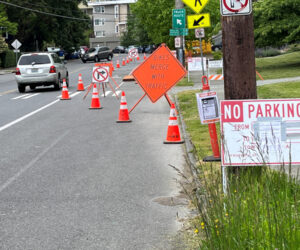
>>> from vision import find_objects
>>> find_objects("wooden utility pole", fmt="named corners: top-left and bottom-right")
top-left (222, 14), bottom-right (257, 100)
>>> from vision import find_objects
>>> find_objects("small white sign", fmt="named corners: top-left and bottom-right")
top-left (175, 37), bottom-right (181, 48)
top-left (188, 57), bottom-right (206, 71)
top-left (195, 28), bottom-right (205, 38)
top-left (196, 92), bottom-right (220, 124)
top-left (92, 66), bottom-right (109, 83)
top-left (11, 39), bottom-right (22, 49)
top-left (221, 99), bottom-right (300, 166)
top-left (128, 48), bottom-right (138, 58)
top-left (220, 0), bottom-right (252, 16)
top-left (208, 60), bottom-right (223, 69)
top-left (13, 49), bottom-right (20, 53)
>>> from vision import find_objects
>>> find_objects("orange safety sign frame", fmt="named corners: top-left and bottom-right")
top-left (132, 44), bottom-right (186, 103)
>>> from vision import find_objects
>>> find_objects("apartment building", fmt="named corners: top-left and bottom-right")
top-left (85, 0), bottom-right (137, 49)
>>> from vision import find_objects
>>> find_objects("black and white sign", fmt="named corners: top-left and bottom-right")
top-left (220, 0), bottom-right (252, 16)
top-left (92, 66), bottom-right (109, 83)
top-left (129, 48), bottom-right (138, 58)
top-left (175, 37), bottom-right (181, 48)
top-left (196, 92), bottom-right (220, 124)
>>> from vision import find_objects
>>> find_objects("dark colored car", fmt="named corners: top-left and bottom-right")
top-left (212, 43), bottom-right (222, 51)
top-left (112, 46), bottom-right (126, 53)
top-left (81, 46), bottom-right (113, 63)
top-left (144, 44), bottom-right (157, 54)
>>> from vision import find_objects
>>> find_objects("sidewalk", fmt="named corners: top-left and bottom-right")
top-left (0, 67), bottom-right (15, 75)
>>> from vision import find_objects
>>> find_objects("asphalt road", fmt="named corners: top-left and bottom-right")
top-left (0, 55), bottom-right (189, 249)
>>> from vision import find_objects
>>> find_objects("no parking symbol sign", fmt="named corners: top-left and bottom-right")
top-left (220, 0), bottom-right (252, 16)
top-left (92, 66), bottom-right (109, 83)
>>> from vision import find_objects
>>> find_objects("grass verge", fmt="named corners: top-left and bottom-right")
top-left (177, 83), bottom-right (300, 249)
top-left (256, 51), bottom-right (300, 80)
top-left (176, 77), bottom-right (194, 87)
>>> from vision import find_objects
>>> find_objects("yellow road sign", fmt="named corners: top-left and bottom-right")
top-left (182, 0), bottom-right (210, 13)
top-left (187, 13), bottom-right (211, 29)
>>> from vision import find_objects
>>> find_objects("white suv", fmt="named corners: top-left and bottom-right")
top-left (15, 52), bottom-right (69, 93)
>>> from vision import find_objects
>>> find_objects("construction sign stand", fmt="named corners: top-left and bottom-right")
top-left (131, 44), bottom-right (186, 113)
top-left (83, 63), bottom-right (120, 101)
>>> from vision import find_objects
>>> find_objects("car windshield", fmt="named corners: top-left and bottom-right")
top-left (19, 55), bottom-right (51, 65)
top-left (88, 48), bottom-right (96, 53)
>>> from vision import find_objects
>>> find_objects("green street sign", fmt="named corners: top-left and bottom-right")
top-left (169, 28), bottom-right (188, 36)
top-left (172, 9), bottom-right (186, 29)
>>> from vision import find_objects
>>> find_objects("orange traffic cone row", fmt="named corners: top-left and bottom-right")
top-left (116, 60), bottom-right (120, 68)
top-left (60, 79), bottom-right (71, 100)
top-left (116, 91), bottom-right (131, 123)
top-left (122, 58), bottom-right (126, 66)
top-left (89, 84), bottom-right (102, 109)
top-left (143, 53), bottom-right (147, 60)
top-left (77, 73), bottom-right (85, 91)
top-left (164, 104), bottom-right (184, 144)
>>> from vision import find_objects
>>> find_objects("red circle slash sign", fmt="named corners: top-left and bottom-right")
top-left (93, 67), bottom-right (109, 82)
top-left (223, 0), bottom-right (248, 13)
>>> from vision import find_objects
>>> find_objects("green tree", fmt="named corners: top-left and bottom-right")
top-left (0, 4), bottom-right (17, 37)
top-left (4, 0), bottom-right (90, 51)
top-left (254, 0), bottom-right (300, 47)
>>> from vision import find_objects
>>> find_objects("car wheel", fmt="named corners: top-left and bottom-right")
top-left (82, 59), bottom-right (86, 63)
top-left (54, 75), bottom-right (62, 90)
top-left (29, 85), bottom-right (36, 90)
top-left (94, 56), bottom-right (98, 62)
top-left (107, 55), bottom-right (112, 61)
top-left (18, 84), bottom-right (26, 93)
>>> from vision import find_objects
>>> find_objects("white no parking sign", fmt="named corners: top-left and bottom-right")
top-left (92, 66), bottom-right (109, 83)
top-left (220, 0), bottom-right (252, 16)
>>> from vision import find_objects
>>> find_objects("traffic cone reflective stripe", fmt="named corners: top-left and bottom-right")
top-left (122, 58), bottom-right (126, 66)
top-left (77, 73), bottom-right (85, 91)
top-left (60, 79), bottom-right (71, 100)
top-left (116, 91), bottom-right (131, 123)
top-left (89, 84), bottom-right (102, 109)
top-left (116, 60), bottom-right (120, 68)
top-left (164, 104), bottom-right (184, 144)
top-left (143, 53), bottom-right (147, 60)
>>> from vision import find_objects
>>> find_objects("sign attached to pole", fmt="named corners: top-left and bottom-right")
top-left (175, 37), bottom-right (181, 48)
top-left (11, 39), bottom-right (22, 49)
top-left (196, 92), bottom-right (220, 124)
top-left (129, 48), bottom-right (138, 58)
top-left (187, 14), bottom-right (211, 29)
top-left (188, 57), bottom-right (206, 71)
top-left (195, 28), bottom-right (205, 38)
top-left (182, 0), bottom-right (210, 14)
top-left (220, 0), bottom-right (252, 16)
top-left (221, 99), bottom-right (300, 166)
top-left (92, 66), bottom-right (109, 83)
top-left (172, 9), bottom-right (186, 29)
top-left (169, 28), bottom-right (188, 36)
top-left (132, 44), bottom-right (186, 103)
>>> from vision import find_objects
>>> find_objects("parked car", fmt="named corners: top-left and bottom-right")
top-left (81, 46), bottom-right (113, 63)
top-left (212, 43), bottom-right (222, 51)
top-left (112, 46), bottom-right (126, 54)
top-left (144, 44), bottom-right (157, 54)
top-left (15, 52), bottom-right (69, 93)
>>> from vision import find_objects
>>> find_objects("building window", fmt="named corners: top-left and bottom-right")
top-left (115, 25), bottom-right (119, 33)
top-left (114, 5), bottom-right (119, 18)
top-left (94, 18), bottom-right (105, 26)
top-left (94, 6), bottom-right (105, 13)
top-left (95, 31), bottom-right (105, 37)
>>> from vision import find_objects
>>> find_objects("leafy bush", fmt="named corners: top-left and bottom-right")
top-left (0, 50), bottom-right (18, 68)
top-left (212, 51), bottom-right (223, 60)
top-left (255, 48), bottom-right (281, 58)
top-left (287, 44), bottom-right (300, 52)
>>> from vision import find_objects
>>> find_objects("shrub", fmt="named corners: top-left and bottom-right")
top-left (287, 43), bottom-right (300, 52)
top-left (0, 50), bottom-right (19, 68)
top-left (212, 51), bottom-right (223, 60)
top-left (255, 48), bottom-right (281, 58)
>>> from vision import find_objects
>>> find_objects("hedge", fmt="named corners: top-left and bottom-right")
top-left (0, 50), bottom-right (20, 68)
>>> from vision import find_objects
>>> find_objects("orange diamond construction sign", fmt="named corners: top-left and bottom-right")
top-left (132, 44), bottom-right (187, 103)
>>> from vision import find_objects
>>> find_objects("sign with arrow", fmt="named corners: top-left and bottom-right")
top-left (172, 9), bottom-right (186, 29)
top-left (92, 66), bottom-right (109, 83)
top-left (187, 13), bottom-right (211, 29)
top-left (182, 0), bottom-right (210, 14)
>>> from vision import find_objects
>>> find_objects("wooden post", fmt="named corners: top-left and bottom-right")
top-left (222, 14), bottom-right (257, 100)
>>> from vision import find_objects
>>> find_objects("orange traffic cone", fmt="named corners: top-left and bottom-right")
top-left (116, 91), bottom-right (131, 123)
top-left (89, 84), bottom-right (102, 109)
top-left (164, 104), bottom-right (184, 144)
top-left (129, 57), bottom-right (132, 62)
top-left (126, 57), bottom-right (129, 64)
top-left (111, 63), bottom-right (114, 71)
top-left (122, 58), bottom-right (126, 66)
top-left (143, 53), bottom-right (147, 60)
top-left (116, 60), bottom-right (120, 68)
top-left (137, 54), bottom-right (140, 61)
top-left (60, 79), bottom-right (71, 100)
top-left (77, 73), bottom-right (85, 91)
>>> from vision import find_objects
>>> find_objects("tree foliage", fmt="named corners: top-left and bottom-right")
top-left (254, 0), bottom-right (300, 47)
top-left (3, 0), bottom-right (90, 51)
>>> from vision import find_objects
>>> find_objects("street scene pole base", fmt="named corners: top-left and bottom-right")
top-left (203, 155), bottom-right (221, 162)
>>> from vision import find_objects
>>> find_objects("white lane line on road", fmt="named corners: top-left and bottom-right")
top-left (70, 92), bottom-right (81, 98)
top-left (112, 90), bottom-right (121, 97)
top-left (22, 93), bottom-right (40, 99)
top-left (101, 91), bottom-right (112, 97)
top-left (115, 82), bottom-right (124, 90)
top-left (12, 94), bottom-right (30, 100)
top-left (0, 99), bottom-right (59, 132)
top-left (0, 130), bottom-right (70, 194)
